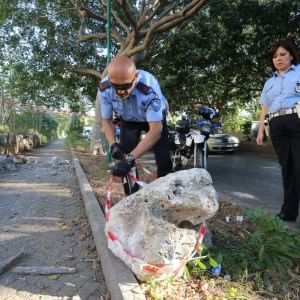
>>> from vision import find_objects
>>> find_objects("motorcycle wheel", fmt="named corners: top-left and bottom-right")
top-left (193, 143), bottom-right (207, 169)
top-left (171, 149), bottom-right (182, 171)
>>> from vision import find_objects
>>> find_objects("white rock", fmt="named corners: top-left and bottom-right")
top-left (105, 168), bottom-right (219, 281)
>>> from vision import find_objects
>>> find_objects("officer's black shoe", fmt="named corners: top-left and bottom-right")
top-left (276, 213), bottom-right (297, 222)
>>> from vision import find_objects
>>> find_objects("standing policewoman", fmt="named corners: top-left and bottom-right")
top-left (257, 40), bottom-right (300, 222)
top-left (99, 55), bottom-right (172, 179)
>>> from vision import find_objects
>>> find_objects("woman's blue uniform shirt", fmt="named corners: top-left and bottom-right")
top-left (99, 70), bottom-right (167, 122)
top-left (259, 64), bottom-right (300, 113)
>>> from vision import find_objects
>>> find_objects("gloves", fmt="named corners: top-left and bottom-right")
top-left (110, 143), bottom-right (125, 159)
top-left (112, 157), bottom-right (135, 177)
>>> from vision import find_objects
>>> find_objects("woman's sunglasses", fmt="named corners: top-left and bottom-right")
top-left (110, 78), bottom-right (136, 91)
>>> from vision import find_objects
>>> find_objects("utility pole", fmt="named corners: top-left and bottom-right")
top-left (104, 0), bottom-right (112, 162)
top-left (107, 0), bottom-right (112, 65)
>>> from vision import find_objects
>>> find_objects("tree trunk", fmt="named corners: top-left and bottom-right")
top-left (90, 91), bottom-right (106, 155)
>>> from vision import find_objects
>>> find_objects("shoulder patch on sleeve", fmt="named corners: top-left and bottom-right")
top-left (151, 98), bottom-right (161, 112)
top-left (98, 80), bottom-right (111, 91)
top-left (136, 82), bottom-right (151, 94)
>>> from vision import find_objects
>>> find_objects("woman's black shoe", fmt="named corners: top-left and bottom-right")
top-left (276, 213), bottom-right (297, 222)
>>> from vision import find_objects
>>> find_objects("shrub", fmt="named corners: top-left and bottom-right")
top-left (40, 134), bottom-right (48, 145)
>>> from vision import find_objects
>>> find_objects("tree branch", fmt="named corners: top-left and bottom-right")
top-left (138, 1), bottom-right (177, 30)
top-left (75, 1), bottom-right (107, 23)
top-left (75, 0), bottom-right (124, 44)
top-left (117, 1), bottom-right (138, 33)
top-left (78, 30), bottom-right (123, 43)
top-left (73, 67), bottom-right (102, 79)
top-left (153, 0), bottom-right (208, 34)
top-left (123, 0), bottom-right (208, 57)
top-left (100, 0), bottom-right (131, 36)
top-left (78, 33), bottom-right (107, 42)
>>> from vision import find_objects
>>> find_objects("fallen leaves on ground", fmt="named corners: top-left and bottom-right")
top-left (75, 150), bottom-right (291, 300)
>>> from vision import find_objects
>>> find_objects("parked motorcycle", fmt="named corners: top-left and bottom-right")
top-left (169, 107), bottom-right (219, 170)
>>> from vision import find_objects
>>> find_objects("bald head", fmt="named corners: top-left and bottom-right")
top-left (108, 55), bottom-right (136, 83)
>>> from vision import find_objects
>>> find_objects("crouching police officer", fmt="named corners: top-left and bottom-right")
top-left (98, 55), bottom-right (173, 184)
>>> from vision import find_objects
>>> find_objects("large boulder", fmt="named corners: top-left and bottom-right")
top-left (7, 133), bottom-right (17, 156)
top-left (32, 134), bottom-right (41, 148)
top-left (16, 135), bottom-right (25, 153)
top-left (105, 168), bottom-right (219, 281)
top-left (23, 135), bottom-right (33, 150)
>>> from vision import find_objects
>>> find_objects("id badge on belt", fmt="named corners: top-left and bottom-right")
top-left (264, 120), bottom-right (270, 137)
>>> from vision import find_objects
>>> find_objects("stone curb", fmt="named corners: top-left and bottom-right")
top-left (71, 150), bottom-right (146, 300)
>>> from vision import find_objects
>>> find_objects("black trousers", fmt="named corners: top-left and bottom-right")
top-left (120, 117), bottom-right (173, 177)
top-left (269, 113), bottom-right (300, 218)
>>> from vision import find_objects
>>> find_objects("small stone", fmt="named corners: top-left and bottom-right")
top-left (64, 282), bottom-right (76, 287)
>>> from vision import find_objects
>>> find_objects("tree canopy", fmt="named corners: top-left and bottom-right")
top-left (0, 1), bottom-right (104, 110)
top-left (0, 0), bottom-right (208, 111)
top-left (1, 0), bottom-right (300, 117)
top-left (144, 0), bottom-right (300, 114)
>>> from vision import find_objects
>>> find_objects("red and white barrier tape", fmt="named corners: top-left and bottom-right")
top-left (135, 162), bottom-right (157, 181)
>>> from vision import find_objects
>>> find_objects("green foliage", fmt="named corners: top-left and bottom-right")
top-left (144, 0), bottom-right (300, 113)
top-left (9, 111), bottom-right (39, 134)
top-left (185, 245), bottom-right (219, 278)
top-left (213, 208), bottom-right (300, 276)
top-left (247, 209), bottom-right (300, 267)
top-left (222, 111), bottom-right (247, 134)
top-left (65, 131), bottom-right (89, 152)
top-left (82, 116), bottom-right (95, 126)
top-left (6, 110), bottom-right (65, 140)
top-left (39, 134), bottom-right (48, 144)
top-left (143, 276), bottom-right (173, 300)
top-left (208, 208), bottom-right (300, 297)
top-left (67, 114), bottom-right (83, 135)
top-left (40, 113), bottom-right (59, 140)
top-left (54, 114), bottom-right (71, 138)
top-left (0, 0), bottom-right (100, 110)
top-left (65, 113), bottom-right (88, 151)
top-left (241, 120), bottom-right (252, 141)
top-left (0, 125), bottom-right (10, 133)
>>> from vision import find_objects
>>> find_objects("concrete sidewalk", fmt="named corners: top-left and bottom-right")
top-left (0, 140), bottom-right (106, 300)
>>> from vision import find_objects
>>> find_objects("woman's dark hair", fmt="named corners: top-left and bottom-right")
top-left (270, 39), bottom-right (300, 71)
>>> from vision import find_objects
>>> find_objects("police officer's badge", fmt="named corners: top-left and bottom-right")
top-left (295, 81), bottom-right (300, 94)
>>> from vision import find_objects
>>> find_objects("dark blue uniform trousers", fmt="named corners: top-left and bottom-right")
top-left (270, 113), bottom-right (300, 219)
top-left (120, 116), bottom-right (173, 178)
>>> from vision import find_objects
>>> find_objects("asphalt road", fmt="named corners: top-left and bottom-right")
top-left (140, 140), bottom-right (299, 225)
top-left (208, 141), bottom-right (284, 214)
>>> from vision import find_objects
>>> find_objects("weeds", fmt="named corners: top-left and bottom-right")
top-left (209, 207), bottom-right (300, 298)
top-left (65, 132), bottom-right (90, 152)
top-left (143, 207), bottom-right (300, 299)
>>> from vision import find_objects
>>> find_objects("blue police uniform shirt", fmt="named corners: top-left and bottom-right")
top-left (99, 70), bottom-right (167, 122)
top-left (259, 64), bottom-right (300, 113)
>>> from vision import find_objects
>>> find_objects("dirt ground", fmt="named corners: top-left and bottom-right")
top-left (75, 150), bottom-right (265, 300)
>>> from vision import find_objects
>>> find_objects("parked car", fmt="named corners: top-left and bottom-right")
top-left (207, 133), bottom-right (239, 152)
top-left (82, 126), bottom-right (92, 141)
